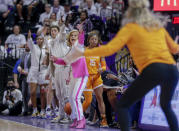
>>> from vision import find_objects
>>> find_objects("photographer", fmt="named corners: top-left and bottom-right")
top-left (0, 79), bottom-right (23, 116)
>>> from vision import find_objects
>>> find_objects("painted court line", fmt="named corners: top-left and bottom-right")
top-left (0, 118), bottom-right (51, 131)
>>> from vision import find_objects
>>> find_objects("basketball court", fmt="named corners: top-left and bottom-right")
top-left (0, 115), bottom-right (140, 131)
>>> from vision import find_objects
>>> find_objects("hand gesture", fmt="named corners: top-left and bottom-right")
top-left (28, 30), bottom-right (31, 39)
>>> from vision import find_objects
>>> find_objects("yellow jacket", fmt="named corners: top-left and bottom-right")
top-left (84, 23), bottom-right (179, 73)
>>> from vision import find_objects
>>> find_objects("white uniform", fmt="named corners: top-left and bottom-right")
top-left (27, 38), bottom-right (49, 85)
top-left (47, 25), bottom-right (71, 117)
top-left (69, 72), bottom-right (88, 121)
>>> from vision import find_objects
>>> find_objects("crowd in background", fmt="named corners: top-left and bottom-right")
top-left (1, 0), bottom-right (178, 130)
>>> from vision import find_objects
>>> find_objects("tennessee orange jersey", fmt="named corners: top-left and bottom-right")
top-left (86, 56), bottom-right (106, 75)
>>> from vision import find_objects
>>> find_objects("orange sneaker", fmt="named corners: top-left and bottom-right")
top-left (100, 115), bottom-right (108, 128)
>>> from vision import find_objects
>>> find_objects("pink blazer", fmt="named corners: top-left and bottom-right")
top-left (55, 54), bottom-right (89, 78)
top-left (55, 31), bottom-right (89, 78)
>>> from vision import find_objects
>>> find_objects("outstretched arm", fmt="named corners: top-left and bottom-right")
top-left (27, 30), bottom-right (34, 50)
top-left (84, 24), bottom-right (133, 57)
top-left (50, 55), bottom-right (66, 65)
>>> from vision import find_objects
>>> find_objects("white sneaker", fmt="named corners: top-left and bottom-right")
top-left (60, 118), bottom-right (70, 124)
top-left (54, 108), bottom-right (59, 117)
top-left (45, 108), bottom-right (52, 119)
top-left (1, 109), bottom-right (9, 115)
top-left (38, 111), bottom-right (46, 119)
top-left (51, 116), bottom-right (61, 123)
top-left (31, 111), bottom-right (39, 118)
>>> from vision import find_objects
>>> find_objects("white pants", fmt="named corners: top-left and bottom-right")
top-left (54, 66), bottom-right (70, 117)
top-left (27, 67), bottom-right (49, 85)
top-left (69, 75), bottom-right (88, 121)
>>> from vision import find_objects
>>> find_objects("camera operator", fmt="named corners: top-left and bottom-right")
top-left (0, 79), bottom-right (23, 116)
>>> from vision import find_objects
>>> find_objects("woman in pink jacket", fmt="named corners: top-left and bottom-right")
top-left (51, 30), bottom-right (88, 129)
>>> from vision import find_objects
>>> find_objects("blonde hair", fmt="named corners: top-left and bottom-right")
top-left (66, 30), bottom-right (79, 47)
top-left (122, 0), bottom-right (169, 30)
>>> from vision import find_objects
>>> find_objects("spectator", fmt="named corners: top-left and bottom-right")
top-left (0, 0), bottom-right (15, 30)
top-left (94, 0), bottom-right (102, 13)
top-left (49, 12), bottom-right (57, 24)
top-left (111, 0), bottom-right (124, 26)
top-left (51, 0), bottom-right (64, 15)
top-left (112, 0), bottom-right (124, 14)
top-left (5, 25), bottom-right (26, 49)
top-left (57, 1), bottom-right (72, 21)
top-left (78, 0), bottom-right (87, 12)
top-left (0, 37), bottom-right (6, 59)
top-left (0, 79), bottom-right (23, 116)
top-left (37, 18), bottom-right (51, 36)
top-left (18, 44), bottom-right (31, 116)
top-left (65, 14), bottom-right (74, 33)
top-left (98, 0), bottom-right (112, 21)
top-left (39, 4), bottom-right (52, 25)
top-left (72, 0), bottom-right (82, 6)
top-left (84, 0), bottom-right (98, 16)
top-left (16, 0), bottom-right (39, 23)
top-left (74, 10), bottom-right (93, 36)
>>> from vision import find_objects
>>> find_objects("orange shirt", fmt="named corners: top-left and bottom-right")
top-left (84, 23), bottom-right (179, 73)
top-left (86, 56), bottom-right (106, 75)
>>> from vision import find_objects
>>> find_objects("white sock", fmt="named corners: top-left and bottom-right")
top-left (46, 105), bottom-right (51, 110)
top-left (55, 106), bottom-right (58, 110)
top-left (33, 108), bottom-right (37, 113)
top-left (41, 109), bottom-right (45, 113)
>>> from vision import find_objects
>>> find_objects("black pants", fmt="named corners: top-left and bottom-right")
top-left (0, 101), bottom-right (22, 116)
top-left (116, 63), bottom-right (179, 131)
top-left (21, 77), bottom-right (30, 112)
